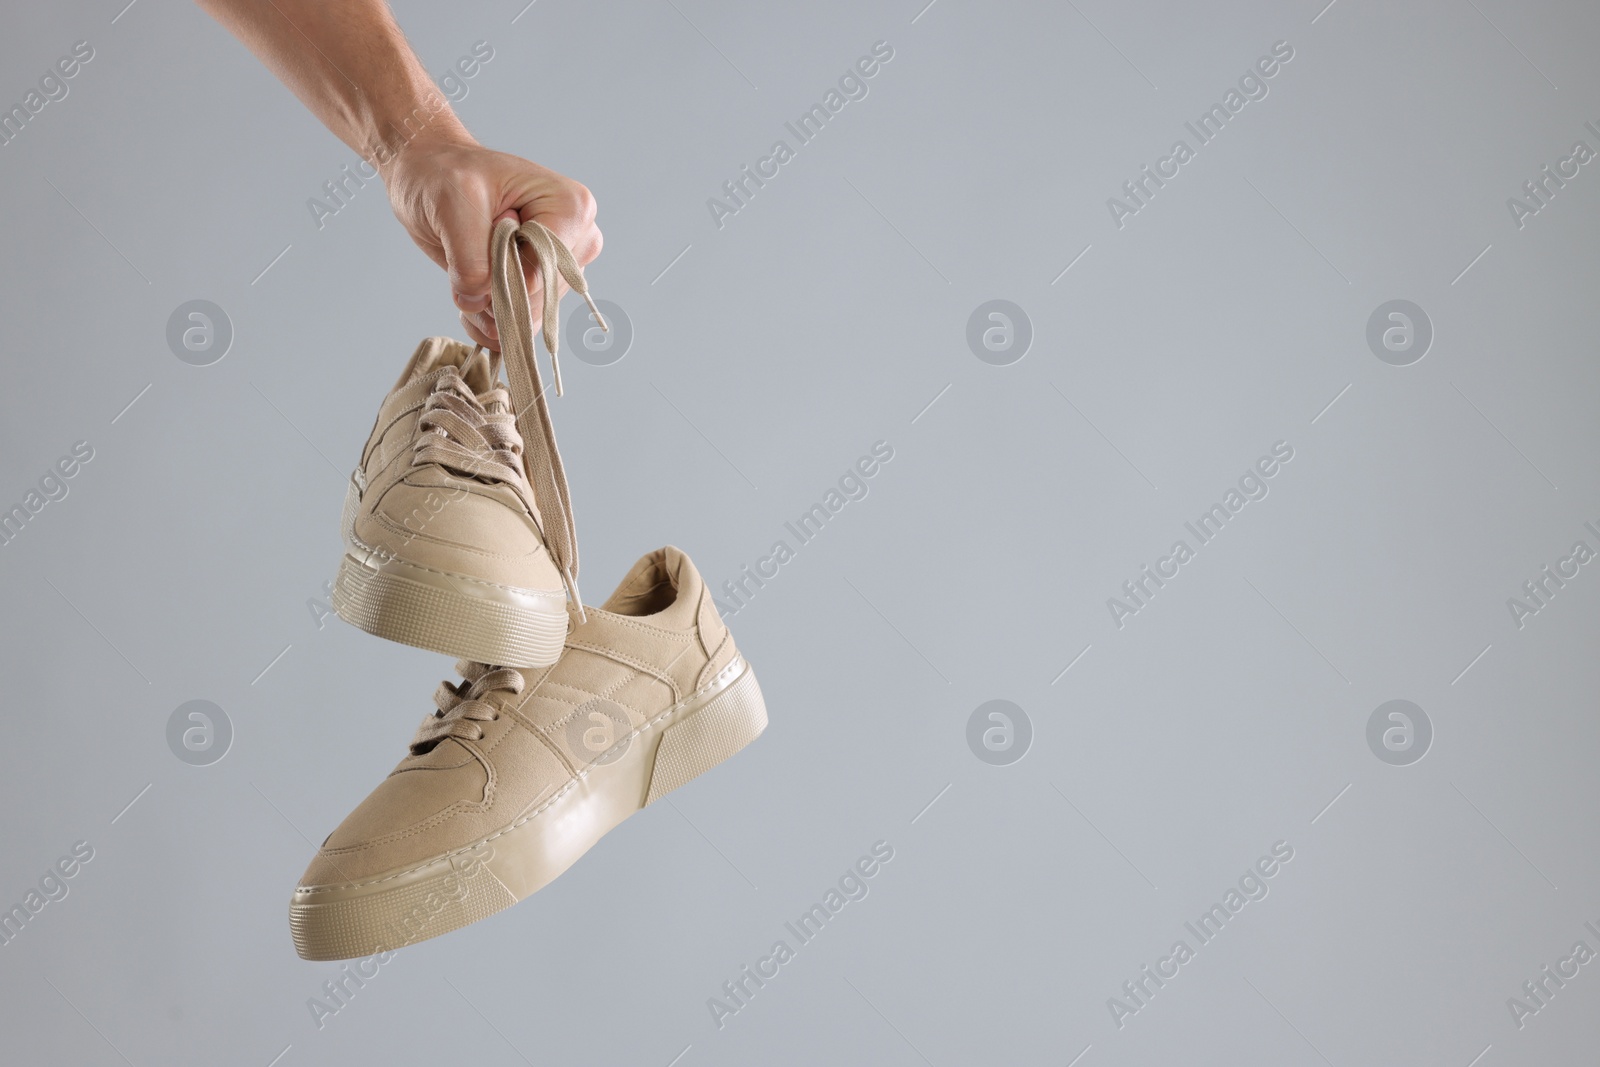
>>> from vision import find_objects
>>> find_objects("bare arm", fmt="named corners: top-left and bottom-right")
top-left (197, 0), bottom-right (601, 347)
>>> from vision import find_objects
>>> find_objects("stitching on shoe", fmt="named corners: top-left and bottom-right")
top-left (366, 512), bottom-right (536, 566)
top-left (325, 749), bottom-right (497, 852)
top-left (698, 630), bottom-right (734, 689)
top-left (303, 657), bottom-right (745, 892)
top-left (344, 528), bottom-right (566, 599)
top-left (514, 675), bottom-right (651, 771)
top-left (545, 692), bottom-right (647, 735)
top-left (562, 640), bottom-right (687, 702)
top-left (584, 613), bottom-right (697, 640)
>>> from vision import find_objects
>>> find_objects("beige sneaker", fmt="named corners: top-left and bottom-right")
top-left (332, 217), bottom-right (603, 666)
top-left (291, 547), bottom-right (767, 961)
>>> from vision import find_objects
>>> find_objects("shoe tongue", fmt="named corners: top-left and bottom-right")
top-left (454, 349), bottom-right (513, 416)
top-left (412, 337), bottom-right (495, 393)
top-left (456, 347), bottom-right (495, 395)
top-left (424, 342), bottom-right (509, 416)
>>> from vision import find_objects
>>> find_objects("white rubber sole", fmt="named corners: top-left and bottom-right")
top-left (290, 658), bottom-right (767, 961)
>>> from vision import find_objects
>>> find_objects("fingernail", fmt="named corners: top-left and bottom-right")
top-left (454, 291), bottom-right (488, 313)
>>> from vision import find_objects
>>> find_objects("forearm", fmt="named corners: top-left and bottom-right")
top-left (201, 0), bottom-right (602, 340)
top-left (196, 0), bottom-right (470, 165)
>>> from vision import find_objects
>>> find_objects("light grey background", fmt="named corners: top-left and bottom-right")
top-left (2, 0), bottom-right (1598, 1063)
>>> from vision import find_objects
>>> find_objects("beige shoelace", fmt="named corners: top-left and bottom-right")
top-left (412, 372), bottom-right (535, 505)
top-left (488, 216), bottom-right (606, 620)
top-left (411, 660), bottom-right (525, 753)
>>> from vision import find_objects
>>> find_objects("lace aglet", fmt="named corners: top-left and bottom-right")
top-left (582, 292), bottom-right (608, 333)
top-left (543, 325), bottom-right (565, 397)
top-left (562, 570), bottom-right (586, 625)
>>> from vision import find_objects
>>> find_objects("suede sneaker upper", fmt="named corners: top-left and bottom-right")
top-left (291, 547), bottom-right (767, 961)
top-left (330, 218), bottom-right (604, 666)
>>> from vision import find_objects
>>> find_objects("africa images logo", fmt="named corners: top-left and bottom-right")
top-left (706, 841), bottom-right (895, 1030)
top-left (1106, 841), bottom-right (1295, 1028)
top-left (1105, 40), bottom-right (1295, 229)
top-left (706, 41), bottom-right (895, 229)
top-left (1106, 441), bottom-right (1294, 628)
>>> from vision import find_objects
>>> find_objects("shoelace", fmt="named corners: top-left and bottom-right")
top-left (411, 660), bottom-right (526, 754)
top-left (412, 371), bottom-right (535, 507)
top-left (489, 216), bottom-right (606, 621)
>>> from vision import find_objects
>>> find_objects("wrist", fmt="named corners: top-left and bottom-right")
top-left (367, 96), bottom-right (473, 181)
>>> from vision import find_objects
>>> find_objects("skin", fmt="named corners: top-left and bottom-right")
top-left (196, 0), bottom-right (601, 349)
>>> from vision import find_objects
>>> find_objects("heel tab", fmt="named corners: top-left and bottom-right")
top-left (602, 546), bottom-right (704, 622)
top-left (659, 544), bottom-right (701, 587)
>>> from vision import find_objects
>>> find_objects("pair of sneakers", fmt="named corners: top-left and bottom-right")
top-left (290, 218), bottom-right (768, 962)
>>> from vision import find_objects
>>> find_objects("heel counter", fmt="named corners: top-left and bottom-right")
top-left (695, 582), bottom-right (738, 689)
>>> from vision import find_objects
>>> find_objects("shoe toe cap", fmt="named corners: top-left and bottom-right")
top-left (299, 750), bottom-right (490, 888)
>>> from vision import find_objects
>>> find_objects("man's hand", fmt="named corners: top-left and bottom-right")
top-left (196, 0), bottom-right (603, 349)
top-left (383, 132), bottom-right (602, 350)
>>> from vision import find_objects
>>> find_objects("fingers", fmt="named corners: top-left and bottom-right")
top-left (459, 309), bottom-right (496, 349)
top-left (413, 151), bottom-right (601, 349)
top-left (436, 186), bottom-right (511, 315)
top-left (577, 224), bottom-right (603, 269)
top-left (565, 184), bottom-right (600, 261)
top-left (460, 309), bottom-right (544, 353)
top-left (535, 182), bottom-right (602, 267)
top-left (510, 189), bottom-right (601, 314)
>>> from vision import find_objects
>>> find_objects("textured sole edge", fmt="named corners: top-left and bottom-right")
top-left (646, 665), bottom-right (768, 804)
top-left (289, 660), bottom-right (767, 961)
top-left (331, 552), bottom-right (567, 667)
top-left (289, 843), bottom-right (513, 962)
